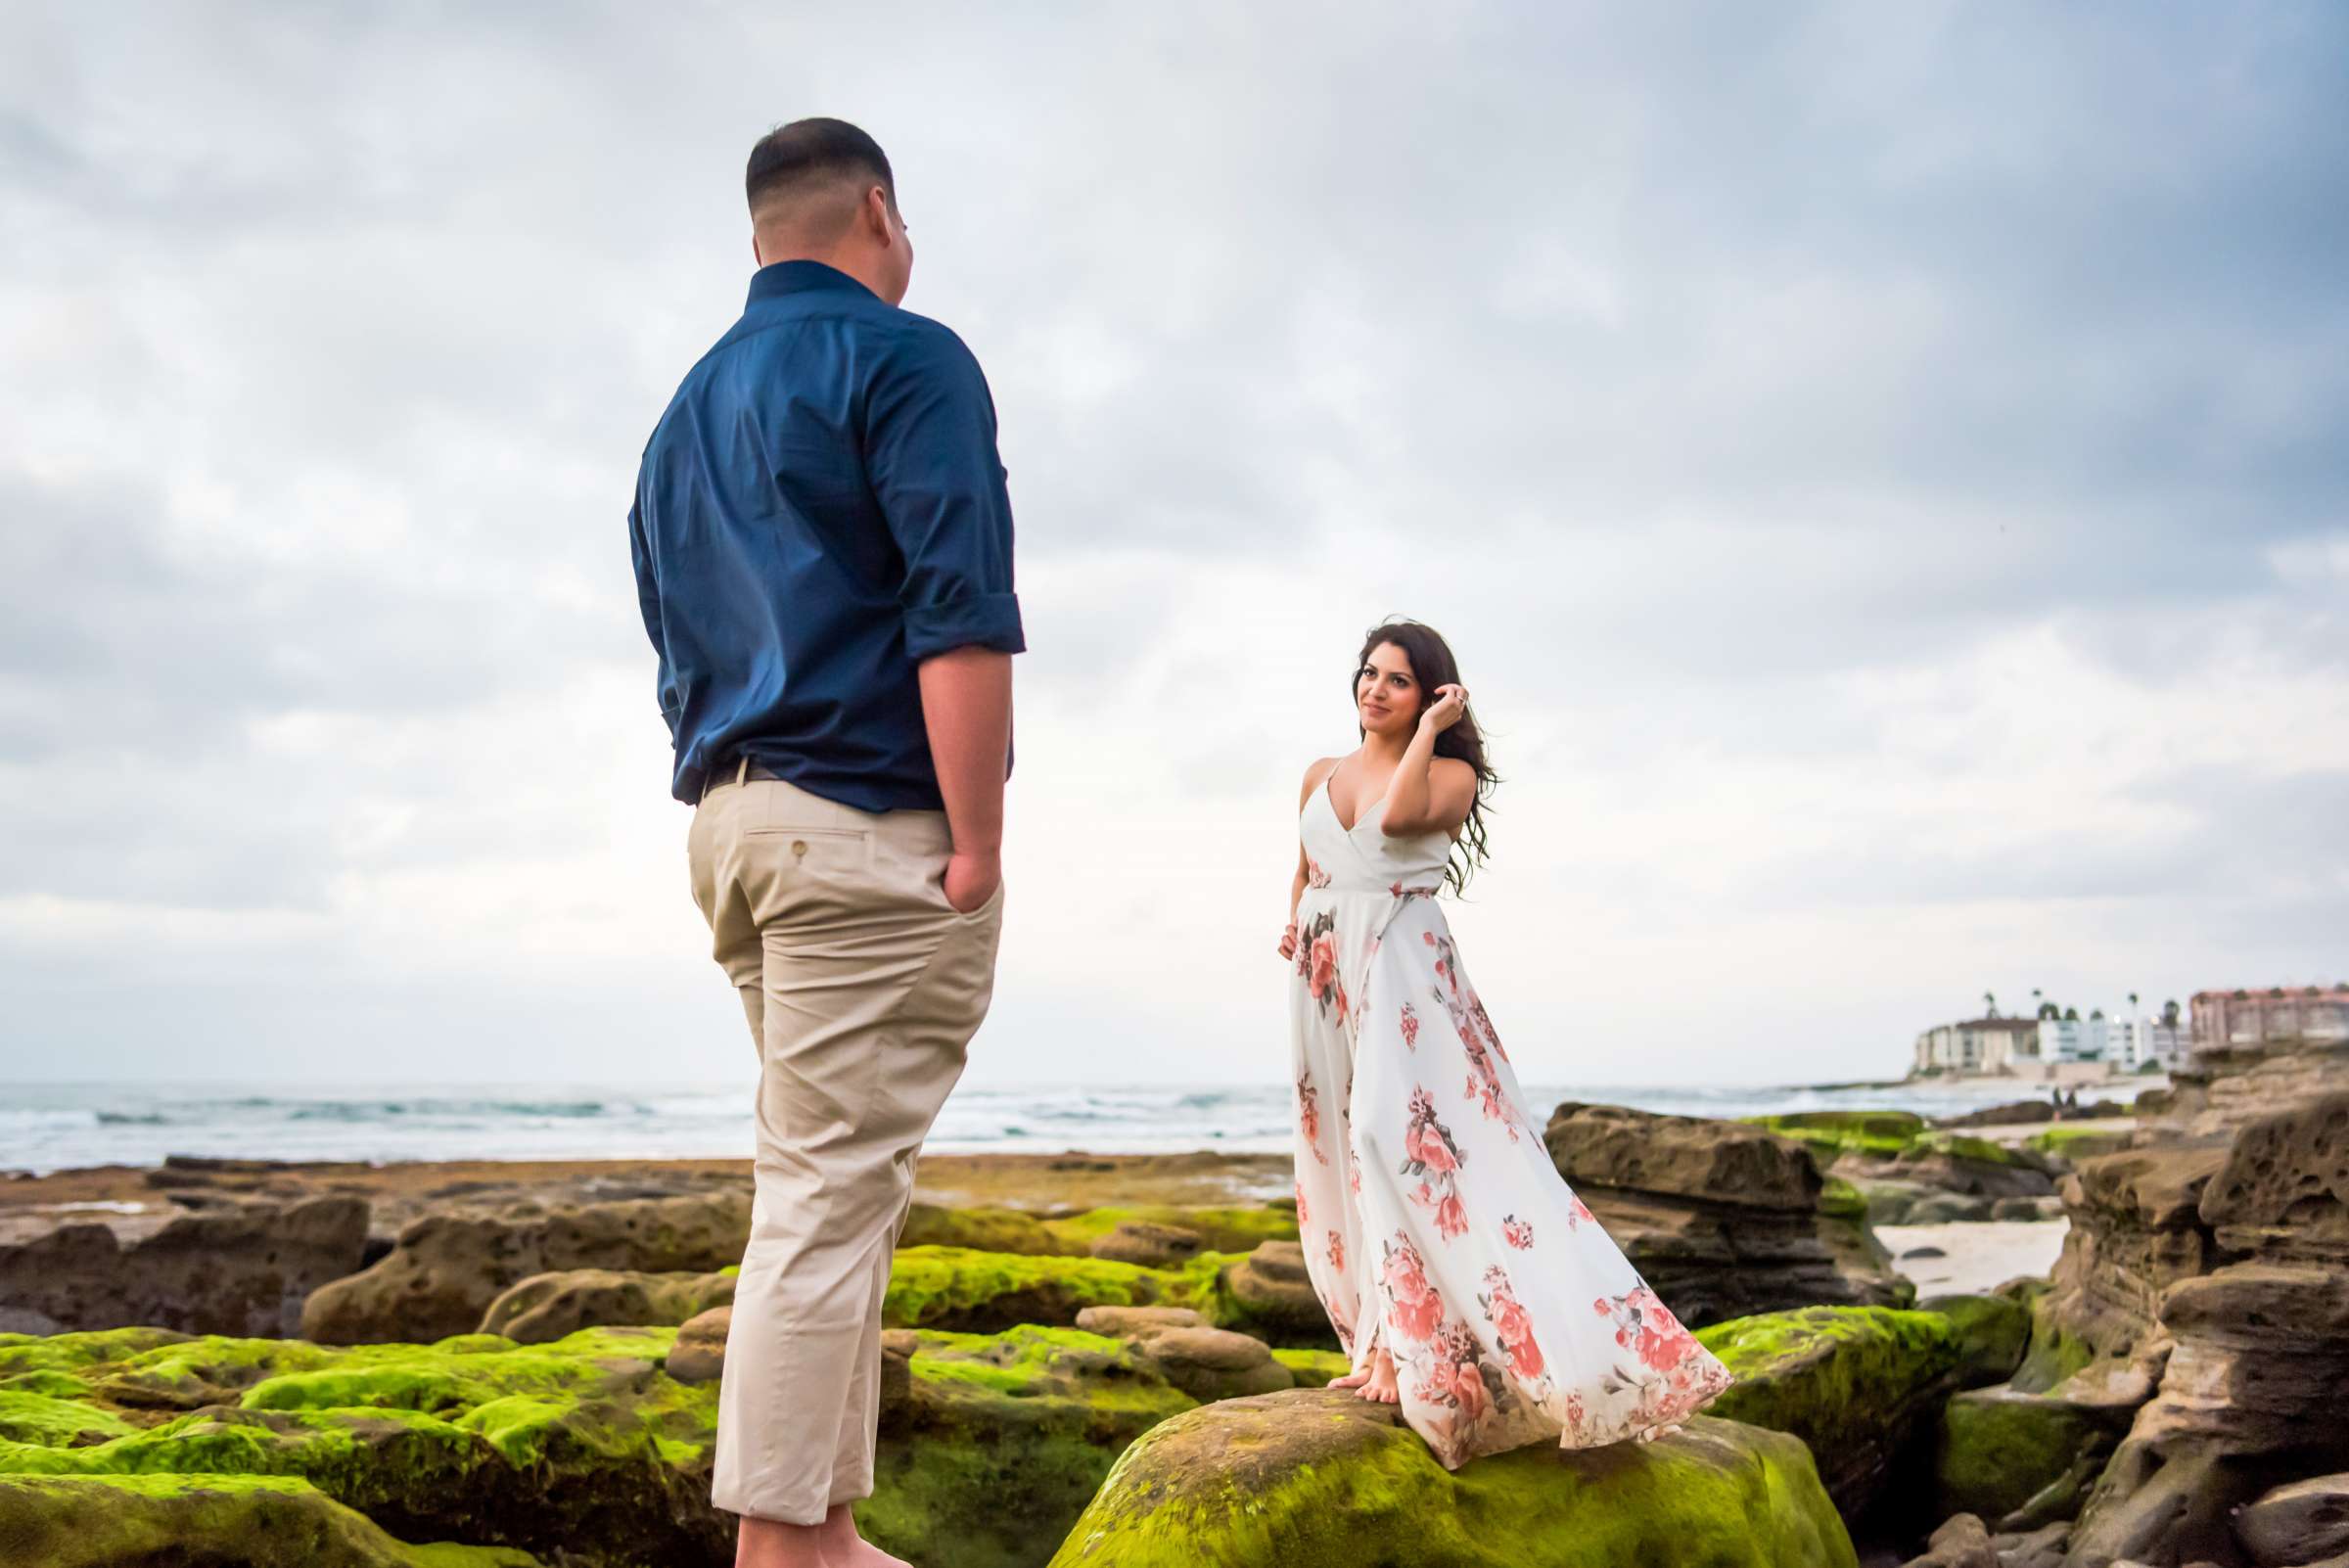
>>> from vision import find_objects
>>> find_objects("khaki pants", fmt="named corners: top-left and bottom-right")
top-left (689, 767), bottom-right (1004, 1525)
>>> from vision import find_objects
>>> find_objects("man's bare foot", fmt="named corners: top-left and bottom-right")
top-left (816, 1505), bottom-right (909, 1568)
top-left (1356, 1349), bottom-right (1400, 1405)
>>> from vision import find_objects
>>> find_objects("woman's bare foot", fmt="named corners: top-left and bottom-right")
top-left (1330, 1367), bottom-right (1371, 1389)
top-left (1356, 1349), bottom-right (1400, 1405)
top-left (1633, 1420), bottom-right (1684, 1445)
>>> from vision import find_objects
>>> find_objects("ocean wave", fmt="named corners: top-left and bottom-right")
top-left (283, 1099), bottom-right (622, 1123)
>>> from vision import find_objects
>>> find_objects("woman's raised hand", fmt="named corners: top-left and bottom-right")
top-left (1420, 683), bottom-right (1468, 734)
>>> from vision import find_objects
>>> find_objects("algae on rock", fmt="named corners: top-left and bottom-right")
top-left (1046, 1389), bottom-right (1856, 1568)
top-left (0, 1472), bottom-right (542, 1568)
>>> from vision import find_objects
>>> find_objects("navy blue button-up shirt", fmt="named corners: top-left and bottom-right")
top-left (629, 260), bottom-right (1025, 810)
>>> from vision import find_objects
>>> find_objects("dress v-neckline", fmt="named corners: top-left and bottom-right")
top-left (1322, 770), bottom-right (1390, 836)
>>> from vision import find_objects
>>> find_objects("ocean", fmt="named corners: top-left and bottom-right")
top-left (0, 1075), bottom-right (2145, 1177)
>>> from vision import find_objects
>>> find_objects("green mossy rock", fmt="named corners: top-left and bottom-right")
top-left (1045, 1391), bottom-right (1856, 1568)
top-left (1696, 1305), bottom-right (1959, 1517)
top-left (2025, 1125), bottom-right (2133, 1160)
top-left (478, 1268), bottom-right (735, 1344)
top-left (899, 1205), bottom-right (1066, 1255)
top-left (1269, 1348), bottom-right (1353, 1388)
top-left (1915, 1292), bottom-right (2033, 1387)
top-left (1, 1318), bottom-right (1225, 1568)
top-left (0, 1472), bottom-right (542, 1568)
top-left (883, 1247), bottom-right (1210, 1333)
top-left (882, 1244), bottom-right (1331, 1349)
top-left (0, 1324), bottom-right (729, 1565)
top-left (1934, 1384), bottom-right (2112, 1523)
top-left (860, 1326), bottom-right (1201, 1568)
top-left (2009, 1288), bottom-right (2099, 1394)
top-left (1740, 1111), bottom-right (1926, 1163)
top-left (896, 1206), bottom-right (1299, 1260)
top-left (1817, 1176), bottom-right (1868, 1221)
top-left (1040, 1207), bottom-right (1299, 1257)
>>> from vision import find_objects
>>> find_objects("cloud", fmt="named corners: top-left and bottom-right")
top-left (1, 1), bottom-right (2343, 1087)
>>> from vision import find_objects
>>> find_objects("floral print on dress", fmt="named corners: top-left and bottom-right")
top-left (1406, 1318), bottom-right (1515, 1460)
top-left (1480, 1265), bottom-right (1546, 1382)
top-left (1381, 1231), bottom-right (1444, 1343)
top-left (1287, 762), bottom-right (1734, 1467)
top-left (1401, 1086), bottom-right (1470, 1241)
top-left (1424, 931), bottom-right (1520, 1141)
top-left (1298, 909), bottom-right (1348, 1026)
top-left (1297, 1071), bottom-right (1326, 1164)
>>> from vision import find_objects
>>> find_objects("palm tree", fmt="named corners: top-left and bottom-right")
top-left (1984, 990), bottom-right (1998, 1018)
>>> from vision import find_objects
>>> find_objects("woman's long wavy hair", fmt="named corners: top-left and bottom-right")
top-left (1353, 618), bottom-right (1497, 894)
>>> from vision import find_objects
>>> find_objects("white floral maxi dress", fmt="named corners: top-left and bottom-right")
top-left (1288, 778), bottom-right (1735, 1467)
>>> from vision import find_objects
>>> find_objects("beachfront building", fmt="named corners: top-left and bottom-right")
top-left (2039, 1010), bottom-right (2115, 1063)
top-left (2137, 1016), bottom-right (2189, 1068)
top-left (1913, 1015), bottom-right (2044, 1075)
top-left (2190, 985), bottom-right (2349, 1052)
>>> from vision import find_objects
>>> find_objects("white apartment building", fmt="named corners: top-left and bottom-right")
top-left (1913, 1015), bottom-right (2043, 1075)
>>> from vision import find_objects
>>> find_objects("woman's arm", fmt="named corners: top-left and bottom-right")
top-left (1278, 759), bottom-right (1339, 959)
top-left (1382, 686), bottom-right (1478, 837)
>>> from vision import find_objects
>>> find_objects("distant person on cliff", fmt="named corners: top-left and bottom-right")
top-left (1278, 619), bottom-right (1732, 1465)
top-left (627, 117), bottom-right (1021, 1568)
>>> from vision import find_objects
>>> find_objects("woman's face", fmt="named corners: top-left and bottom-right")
top-left (1355, 642), bottom-right (1422, 736)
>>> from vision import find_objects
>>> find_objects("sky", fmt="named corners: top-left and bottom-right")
top-left (1, 2), bottom-right (2343, 1092)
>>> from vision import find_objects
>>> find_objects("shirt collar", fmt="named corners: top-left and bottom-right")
top-left (746, 259), bottom-right (877, 306)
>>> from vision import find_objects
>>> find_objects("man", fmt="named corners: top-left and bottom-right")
top-left (628, 117), bottom-right (1020, 1568)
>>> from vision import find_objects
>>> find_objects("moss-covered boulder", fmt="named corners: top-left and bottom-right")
top-left (478, 1268), bottom-right (735, 1344)
top-left (882, 1247), bottom-right (1206, 1334)
top-left (899, 1204), bottom-right (1066, 1255)
top-left (1933, 1383), bottom-right (2120, 1527)
top-left (0, 1472), bottom-right (542, 1568)
top-left (1740, 1111), bottom-right (1928, 1164)
top-left (1695, 1305), bottom-right (1960, 1518)
top-left (1040, 1207), bottom-right (1297, 1258)
top-left (1916, 1291), bottom-right (2033, 1388)
top-left (858, 1325), bottom-right (1202, 1568)
top-left (1892, 1133), bottom-right (2058, 1200)
top-left (1269, 1348), bottom-right (1352, 1388)
top-left (2025, 1125), bottom-right (2133, 1160)
top-left (0, 1324), bottom-right (729, 1565)
top-left (1045, 1391), bottom-right (1855, 1567)
top-left (894, 1205), bottom-right (1299, 1261)
top-left (0, 1317), bottom-right (1229, 1568)
top-left (1193, 1240), bottom-right (1337, 1348)
top-left (300, 1192), bottom-right (753, 1346)
top-left (1083, 1222), bottom-right (1208, 1268)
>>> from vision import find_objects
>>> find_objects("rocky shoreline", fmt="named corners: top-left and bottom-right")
top-left (2, 1054), bottom-right (2339, 1566)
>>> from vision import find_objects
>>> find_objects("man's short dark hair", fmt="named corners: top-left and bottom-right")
top-left (746, 118), bottom-right (895, 217)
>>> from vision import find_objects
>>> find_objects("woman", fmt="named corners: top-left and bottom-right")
top-left (1278, 619), bottom-right (1733, 1468)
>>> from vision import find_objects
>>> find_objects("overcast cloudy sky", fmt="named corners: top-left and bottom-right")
top-left (3, 2), bottom-right (2342, 1092)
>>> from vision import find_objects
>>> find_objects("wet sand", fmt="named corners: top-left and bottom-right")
top-left (1877, 1218), bottom-right (2069, 1296)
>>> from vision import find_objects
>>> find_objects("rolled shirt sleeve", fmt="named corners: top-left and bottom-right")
top-left (864, 326), bottom-right (1026, 663)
